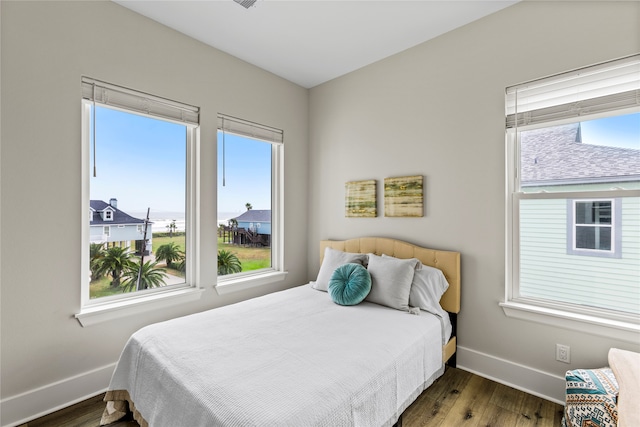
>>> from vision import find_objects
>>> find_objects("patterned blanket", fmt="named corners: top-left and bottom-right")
top-left (562, 367), bottom-right (619, 427)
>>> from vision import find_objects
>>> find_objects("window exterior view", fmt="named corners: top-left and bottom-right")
top-left (517, 118), bottom-right (639, 315)
top-left (216, 116), bottom-right (283, 279)
top-left (82, 78), bottom-right (199, 302)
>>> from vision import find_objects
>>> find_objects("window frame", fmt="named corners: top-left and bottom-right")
top-left (214, 115), bottom-right (286, 295)
top-left (502, 55), bottom-right (640, 341)
top-left (76, 98), bottom-right (204, 326)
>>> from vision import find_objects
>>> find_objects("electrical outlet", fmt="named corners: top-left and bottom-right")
top-left (556, 344), bottom-right (571, 363)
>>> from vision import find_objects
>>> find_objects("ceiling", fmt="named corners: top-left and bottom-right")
top-left (113, 0), bottom-right (519, 88)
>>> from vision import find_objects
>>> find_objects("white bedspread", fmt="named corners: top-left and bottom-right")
top-left (104, 284), bottom-right (445, 427)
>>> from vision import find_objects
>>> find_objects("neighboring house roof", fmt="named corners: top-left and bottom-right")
top-left (234, 209), bottom-right (271, 222)
top-left (90, 200), bottom-right (146, 225)
top-left (520, 123), bottom-right (640, 186)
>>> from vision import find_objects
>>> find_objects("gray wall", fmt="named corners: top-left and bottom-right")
top-left (1, 1), bottom-right (308, 423)
top-left (308, 0), bottom-right (639, 399)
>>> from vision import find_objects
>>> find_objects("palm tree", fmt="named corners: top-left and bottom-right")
top-left (93, 246), bottom-right (136, 288)
top-left (121, 260), bottom-right (168, 292)
top-left (245, 203), bottom-right (252, 211)
top-left (155, 242), bottom-right (184, 269)
top-left (166, 220), bottom-right (177, 238)
top-left (89, 243), bottom-right (106, 281)
top-left (218, 249), bottom-right (242, 275)
top-left (175, 257), bottom-right (186, 273)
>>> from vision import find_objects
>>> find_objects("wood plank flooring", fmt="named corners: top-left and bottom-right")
top-left (402, 368), bottom-right (565, 426)
top-left (19, 367), bottom-right (565, 427)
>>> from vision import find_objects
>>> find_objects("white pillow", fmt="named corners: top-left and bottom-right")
top-left (409, 265), bottom-right (450, 318)
top-left (312, 247), bottom-right (368, 292)
top-left (365, 253), bottom-right (418, 311)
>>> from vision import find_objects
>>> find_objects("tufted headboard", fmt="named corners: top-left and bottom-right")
top-left (319, 237), bottom-right (461, 314)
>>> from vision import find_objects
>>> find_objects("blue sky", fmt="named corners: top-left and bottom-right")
top-left (580, 112), bottom-right (639, 150)
top-left (90, 106), bottom-right (186, 214)
top-left (217, 131), bottom-right (271, 215)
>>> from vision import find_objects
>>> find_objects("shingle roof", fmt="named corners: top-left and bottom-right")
top-left (520, 123), bottom-right (640, 186)
top-left (234, 209), bottom-right (271, 222)
top-left (90, 200), bottom-right (147, 225)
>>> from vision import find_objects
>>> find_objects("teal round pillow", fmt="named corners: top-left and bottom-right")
top-left (328, 263), bottom-right (372, 306)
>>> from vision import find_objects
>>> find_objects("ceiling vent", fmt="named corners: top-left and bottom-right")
top-left (233, 0), bottom-right (258, 9)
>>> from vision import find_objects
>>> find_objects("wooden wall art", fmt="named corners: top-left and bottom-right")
top-left (384, 175), bottom-right (423, 217)
top-left (345, 180), bottom-right (377, 217)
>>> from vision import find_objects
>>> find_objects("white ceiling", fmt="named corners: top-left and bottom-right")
top-left (113, 0), bottom-right (519, 88)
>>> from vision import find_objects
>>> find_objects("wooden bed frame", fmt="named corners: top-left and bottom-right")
top-left (320, 237), bottom-right (461, 365)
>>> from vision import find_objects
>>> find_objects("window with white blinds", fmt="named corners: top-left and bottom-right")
top-left (217, 114), bottom-right (283, 144)
top-left (504, 55), bottom-right (640, 327)
top-left (82, 77), bottom-right (199, 125)
top-left (216, 114), bottom-right (284, 285)
top-left (506, 55), bottom-right (640, 129)
top-left (80, 77), bottom-right (200, 307)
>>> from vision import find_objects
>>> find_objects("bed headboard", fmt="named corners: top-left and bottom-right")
top-left (320, 237), bottom-right (461, 314)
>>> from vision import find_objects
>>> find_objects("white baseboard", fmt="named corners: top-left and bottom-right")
top-left (0, 363), bottom-right (115, 427)
top-left (456, 346), bottom-right (566, 405)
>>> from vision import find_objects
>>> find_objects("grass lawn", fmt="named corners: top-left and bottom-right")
top-left (217, 237), bottom-right (271, 271)
top-left (90, 276), bottom-right (124, 298)
top-left (90, 233), bottom-right (271, 298)
top-left (152, 234), bottom-right (270, 272)
top-left (153, 233), bottom-right (186, 252)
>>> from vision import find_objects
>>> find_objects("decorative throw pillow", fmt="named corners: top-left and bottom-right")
top-left (383, 253), bottom-right (423, 270)
top-left (365, 253), bottom-right (418, 311)
top-left (409, 266), bottom-right (450, 317)
top-left (562, 368), bottom-right (619, 427)
top-left (328, 263), bottom-right (372, 306)
top-left (312, 247), bottom-right (368, 292)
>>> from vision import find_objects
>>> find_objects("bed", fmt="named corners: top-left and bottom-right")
top-left (101, 237), bottom-right (461, 427)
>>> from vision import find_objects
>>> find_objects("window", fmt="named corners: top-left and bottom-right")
top-left (216, 115), bottom-right (284, 288)
top-left (503, 55), bottom-right (640, 332)
top-left (574, 200), bottom-right (611, 251)
top-left (567, 199), bottom-right (622, 258)
top-left (81, 77), bottom-right (199, 305)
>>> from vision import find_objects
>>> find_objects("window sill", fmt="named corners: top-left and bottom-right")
top-left (75, 286), bottom-right (206, 327)
top-left (215, 271), bottom-right (288, 295)
top-left (500, 300), bottom-right (640, 343)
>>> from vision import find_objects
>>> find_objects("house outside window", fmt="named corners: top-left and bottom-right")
top-left (216, 115), bottom-right (284, 288)
top-left (503, 55), bottom-right (640, 337)
top-left (80, 77), bottom-right (199, 306)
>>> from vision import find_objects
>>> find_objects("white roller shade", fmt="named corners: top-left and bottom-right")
top-left (82, 77), bottom-right (199, 125)
top-left (506, 54), bottom-right (640, 128)
top-left (218, 114), bottom-right (283, 144)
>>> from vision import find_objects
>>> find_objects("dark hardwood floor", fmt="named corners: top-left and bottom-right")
top-left (19, 367), bottom-right (565, 427)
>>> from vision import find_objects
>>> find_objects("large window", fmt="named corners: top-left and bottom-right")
top-left (216, 115), bottom-right (283, 283)
top-left (81, 78), bottom-right (199, 305)
top-left (504, 55), bottom-right (640, 330)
